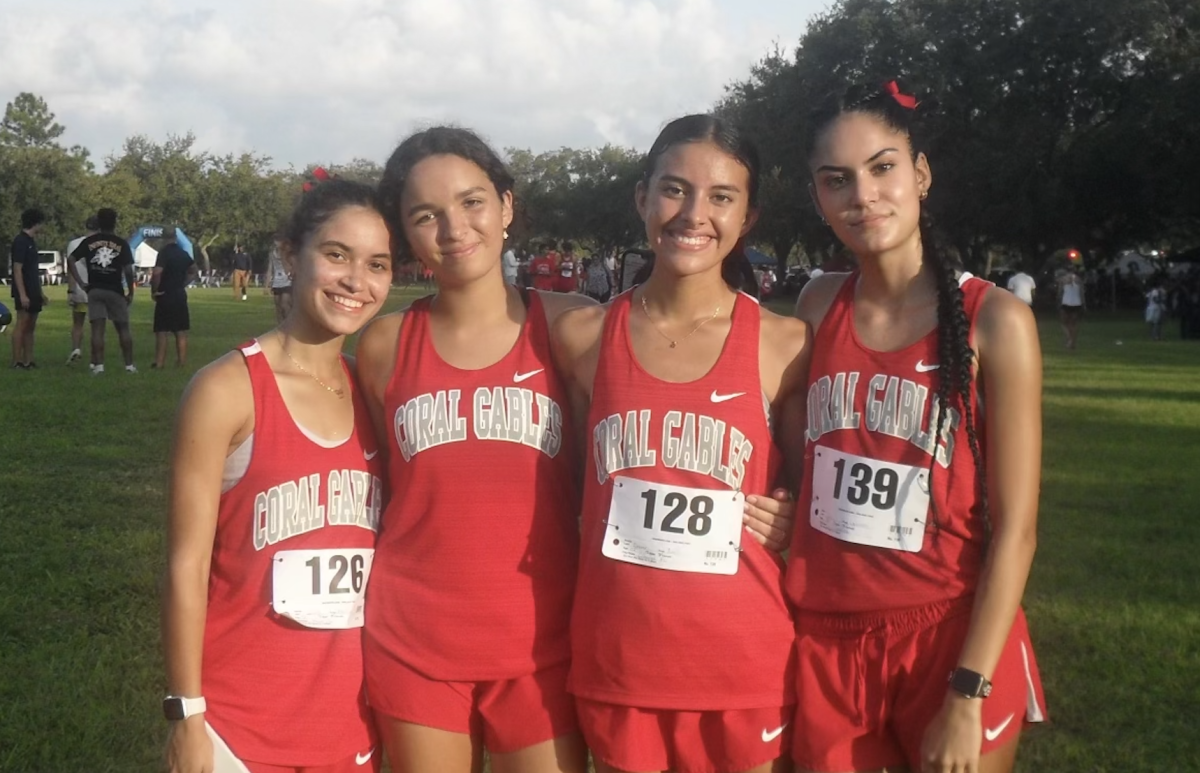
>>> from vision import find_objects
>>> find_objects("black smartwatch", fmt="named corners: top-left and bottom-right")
top-left (162, 695), bottom-right (207, 720)
top-left (948, 667), bottom-right (992, 699)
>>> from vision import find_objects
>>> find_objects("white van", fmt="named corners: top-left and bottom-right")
top-left (37, 251), bottom-right (64, 284)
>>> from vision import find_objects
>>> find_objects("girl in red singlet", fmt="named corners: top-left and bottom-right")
top-left (162, 181), bottom-right (393, 773)
top-left (552, 114), bottom-right (810, 773)
top-left (356, 127), bottom-right (594, 773)
top-left (787, 81), bottom-right (1046, 773)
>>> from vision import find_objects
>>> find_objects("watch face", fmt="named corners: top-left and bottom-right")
top-left (163, 698), bottom-right (186, 721)
top-left (950, 669), bottom-right (988, 698)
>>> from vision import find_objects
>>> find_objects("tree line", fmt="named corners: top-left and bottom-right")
top-left (2, 0), bottom-right (1196, 278)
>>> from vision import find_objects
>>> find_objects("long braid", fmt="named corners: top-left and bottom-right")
top-left (922, 216), bottom-right (991, 540)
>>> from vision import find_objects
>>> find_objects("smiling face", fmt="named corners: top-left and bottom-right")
top-left (636, 140), bottom-right (758, 280)
top-left (399, 153), bottom-right (513, 287)
top-left (287, 205), bottom-right (393, 337)
top-left (809, 111), bottom-right (931, 259)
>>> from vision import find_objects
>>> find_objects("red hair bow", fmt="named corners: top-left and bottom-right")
top-left (884, 80), bottom-right (918, 109)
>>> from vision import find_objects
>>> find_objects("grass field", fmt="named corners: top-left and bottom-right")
top-left (1, 284), bottom-right (1197, 772)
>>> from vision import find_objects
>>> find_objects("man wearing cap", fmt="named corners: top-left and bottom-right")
top-left (65, 216), bottom-right (99, 364)
top-left (151, 228), bottom-right (197, 368)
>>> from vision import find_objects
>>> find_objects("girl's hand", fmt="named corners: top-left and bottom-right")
top-left (920, 693), bottom-right (983, 773)
top-left (165, 715), bottom-right (213, 773)
top-left (743, 488), bottom-right (795, 552)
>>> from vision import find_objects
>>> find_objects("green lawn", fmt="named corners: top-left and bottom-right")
top-left (0, 286), bottom-right (1197, 772)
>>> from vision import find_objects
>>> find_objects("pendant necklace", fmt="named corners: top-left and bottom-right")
top-left (639, 294), bottom-right (722, 348)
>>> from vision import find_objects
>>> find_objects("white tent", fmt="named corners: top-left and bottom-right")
top-left (134, 242), bottom-right (159, 269)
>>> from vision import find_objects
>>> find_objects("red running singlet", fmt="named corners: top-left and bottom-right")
top-left (787, 273), bottom-right (993, 612)
top-left (203, 341), bottom-right (383, 766)
top-left (569, 291), bottom-right (795, 710)
top-left (364, 291), bottom-right (579, 686)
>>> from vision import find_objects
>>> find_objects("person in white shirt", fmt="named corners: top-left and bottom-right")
top-left (502, 246), bottom-right (519, 285)
top-left (1007, 271), bottom-right (1036, 306)
top-left (267, 240), bottom-right (293, 323)
top-left (1057, 267), bottom-right (1085, 349)
top-left (65, 217), bottom-right (98, 363)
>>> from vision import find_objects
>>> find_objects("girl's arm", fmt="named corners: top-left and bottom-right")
top-left (162, 357), bottom-right (253, 773)
top-left (921, 290), bottom-right (1043, 773)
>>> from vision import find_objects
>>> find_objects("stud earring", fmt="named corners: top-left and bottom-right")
top-left (503, 229), bottom-right (509, 240)
top-left (919, 190), bottom-right (928, 200)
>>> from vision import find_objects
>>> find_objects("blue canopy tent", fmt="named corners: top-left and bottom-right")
top-left (745, 247), bottom-right (777, 267)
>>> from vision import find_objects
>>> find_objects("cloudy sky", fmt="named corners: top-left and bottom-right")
top-left (0, 0), bottom-right (829, 169)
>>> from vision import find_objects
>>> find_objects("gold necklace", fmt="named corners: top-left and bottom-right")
top-left (639, 293), bottom-right (722, 348)
top-left (283, 345), bottom-right (345, 398)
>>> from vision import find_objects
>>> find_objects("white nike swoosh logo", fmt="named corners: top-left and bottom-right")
top-left (984, 713), bottom-right (1015, 742)
top-left (761, 723), bottom-right (788, 742)
top-left (513, 369), bottom-right (544, 383)
top-left (915, 360), bottom-right (941, 373)
top-left (363, 450), bottom-right (378, 461)
top-left (710, 390), bottom-right (746, 403)
top-left (355, 747), bottom-right (375, 765)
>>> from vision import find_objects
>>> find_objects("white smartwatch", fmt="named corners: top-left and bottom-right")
top-left (162, 695), bottom-right (207, 721)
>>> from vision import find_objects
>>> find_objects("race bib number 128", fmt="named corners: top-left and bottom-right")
top-left (272, 548), bottom-right (374, 629)
top-left (602, 478), bottom-right (743, 575)
top-left (810, 446), bottom-right (929, 552)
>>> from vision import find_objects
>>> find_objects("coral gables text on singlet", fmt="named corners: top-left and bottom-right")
top-left (364, 291), bottom-right (579, 684)
top-left (203, 341), bottom-right (381, 766)
top-left (787, 274), bottom-right (992, 613)
top-left (570, 290), bottom-right (796, 711)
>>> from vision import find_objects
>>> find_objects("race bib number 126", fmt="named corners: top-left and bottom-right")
top-left (810, 446), bottom-right (929, 552)
top-left (272, 548), bottom-right (374, 629)
top-left (602, 478), bottom-right (743, 575)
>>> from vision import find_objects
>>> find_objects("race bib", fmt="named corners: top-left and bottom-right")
top-left (810, 446), bottom-right (929, 552)
top-left (272, 548), bottom-right (374, 629)
top-left (602, 478), bottom-right (743, 575)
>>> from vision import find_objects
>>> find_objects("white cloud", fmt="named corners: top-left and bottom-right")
top-left (0, 0), bottom-right (819, 168)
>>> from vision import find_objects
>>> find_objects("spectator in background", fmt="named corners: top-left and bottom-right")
top-left (69, 207), bottom-right (137, 374)
top-left (231, 244), bottom-right (251, 301)
top-left (267, 239), bottom-right (293, 323)
top-left (582, 256), bottom-right (611, 302)
top-left (1008, 269), bottom-right (1036, 307)
top-left (1057, 266), bottom-right (1085, 350)
top-left (1144, 280), bottom-right (1166, 341)
top-left (152, 228), bottom-right (197, 368)
top-left (9, 207), bottom-right (47, 369)
top-left (502, 242), bottom-right (519, 285)
top-left (529, 241), bottom-right (558, 291)
top-left (556, 241), bottom-right (579, 293)
top-left (65, 216), bottom-right (99, 364)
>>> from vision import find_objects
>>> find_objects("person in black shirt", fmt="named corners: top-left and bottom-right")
top-left (9, 208), bottom-right (47, 369)
top-left (69, 207), bottom-right (137, 374)
top-left (152, 229), bottom-right (197, 368)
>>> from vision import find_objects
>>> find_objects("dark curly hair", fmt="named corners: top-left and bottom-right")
top-left (807, 80), bottom-right (988, 539)
top-left (633, 114), bottom-right (760, 297)
top-left (377, 126), bottom-right (514, 260)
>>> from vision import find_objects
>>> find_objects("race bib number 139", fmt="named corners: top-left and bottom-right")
top-left (602, 478), bottom-right (743, 575)
top-left (272, 548), bottom-right (374, 629)
top-left (810, 446), bottom-right (929, 552)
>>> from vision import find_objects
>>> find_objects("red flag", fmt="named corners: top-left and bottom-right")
top-left (312, 166), bottom-right (331, 181)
